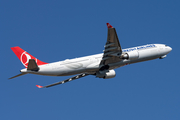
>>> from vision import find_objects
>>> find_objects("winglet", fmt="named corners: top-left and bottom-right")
top-left (36, 85), bottom-right (43, 88)
top-left (106, 23), bottom-right (113, 28)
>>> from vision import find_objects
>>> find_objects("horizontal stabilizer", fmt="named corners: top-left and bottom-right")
top-left (9, 73), bottom-right (28, 79)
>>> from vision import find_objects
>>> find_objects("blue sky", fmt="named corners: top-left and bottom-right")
top-left (1, 0), bottom-right (179, 119)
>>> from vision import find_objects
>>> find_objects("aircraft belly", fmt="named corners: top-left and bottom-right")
top-left (37, 67), bottom-right (86, 76)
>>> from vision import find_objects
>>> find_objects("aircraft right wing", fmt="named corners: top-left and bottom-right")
top-left (100, 23), bottom-right (123, 67)
top-left (36, 73), bottom-right (89, 88)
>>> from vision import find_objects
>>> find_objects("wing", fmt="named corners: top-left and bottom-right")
top-left (100, 23), bottom-right (122, 66)
top-left (36, 73), bottom-right (89, 88)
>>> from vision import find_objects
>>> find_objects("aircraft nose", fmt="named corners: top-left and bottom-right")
top-left (165, 46), bottom-right (172, 54)
top-left (168, 46), bottom-right (172, 52)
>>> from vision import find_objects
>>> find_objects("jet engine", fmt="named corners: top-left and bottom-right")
top-left (96, 69), bottom-right (116, 79)
top-left (121, 51), bottom-right (139, 60)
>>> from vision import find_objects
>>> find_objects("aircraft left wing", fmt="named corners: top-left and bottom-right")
top-left (36, 73), bottom-right (89, 88)
top-left (100, 23), bottom-right (122, 67)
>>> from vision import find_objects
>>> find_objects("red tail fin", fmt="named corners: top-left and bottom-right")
top-left (11, 46), bottom-right (47, 68)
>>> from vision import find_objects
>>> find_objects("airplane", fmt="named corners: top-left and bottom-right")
top-left (9, 23), bottom-right (172, 88)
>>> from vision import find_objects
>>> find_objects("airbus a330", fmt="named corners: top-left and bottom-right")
top-left (9, 23), bottom-right (172, 88)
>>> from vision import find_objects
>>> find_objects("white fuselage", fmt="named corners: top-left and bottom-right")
top-left (21, 44), bottom-right (172, 76)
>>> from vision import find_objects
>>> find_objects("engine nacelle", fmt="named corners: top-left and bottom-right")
top-left (121, 51), bottom-right (139, 60)
top-left (96, 69), bottom-right (116, 79)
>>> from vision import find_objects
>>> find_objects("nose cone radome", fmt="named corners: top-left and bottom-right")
top-left (167, 46), bottom-right (172, 53)
top-left (169, 46), bottom-right (172, 51)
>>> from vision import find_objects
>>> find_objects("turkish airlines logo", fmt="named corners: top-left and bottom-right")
top-left (20, 51), bottom-right (37, 67)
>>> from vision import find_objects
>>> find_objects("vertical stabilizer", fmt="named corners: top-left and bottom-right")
top-left (11, 46), bottom-right (47, 68)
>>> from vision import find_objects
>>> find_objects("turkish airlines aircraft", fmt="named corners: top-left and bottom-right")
top-left (9, 23), bottom-right (172, 88)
